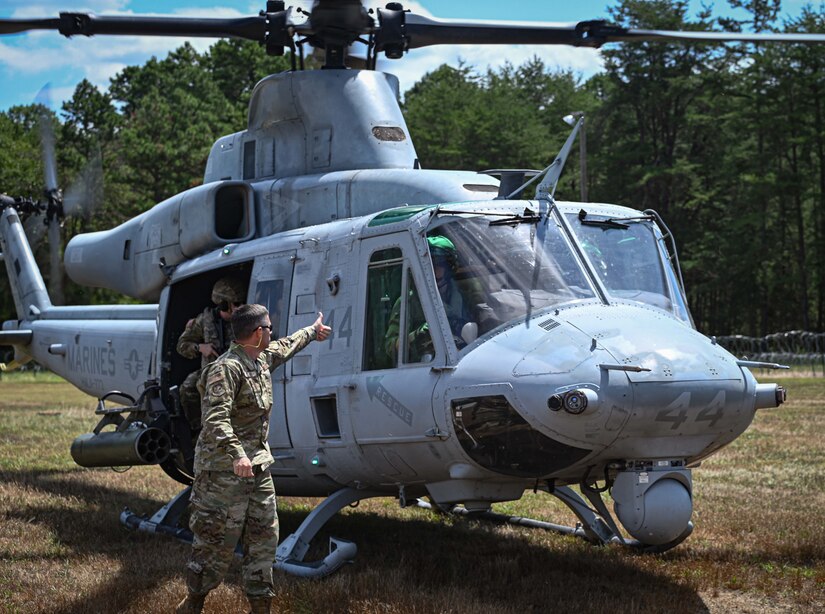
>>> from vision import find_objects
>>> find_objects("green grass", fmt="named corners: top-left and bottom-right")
top-left (0, 377), bottom-right (823, 613)
top-left (0, 372), bottom-right (65, 385)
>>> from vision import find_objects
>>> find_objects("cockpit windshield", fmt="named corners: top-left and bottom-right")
top-left (566, 210), bottom-right (691, 323)
top-left (426, 211), bottom-right (596, 346)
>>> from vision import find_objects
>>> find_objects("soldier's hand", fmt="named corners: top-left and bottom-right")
top-left (198, 343), bottom-right (219, 359)
top-left (313, 312), bottom-right (332, 342)
top-left (408, 322), bottom-right (429, 343)
top-left (233, 456), bottom-right (254, 478)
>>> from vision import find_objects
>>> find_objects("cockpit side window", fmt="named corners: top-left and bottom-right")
top-left (363, 248), bottom-right (403, 371)
top-left (400, 269), bottom-right (434, 364)
top-left (363, 247), bottom-right (435, 370)
top-left (380, 266), bottom-right (435, 367)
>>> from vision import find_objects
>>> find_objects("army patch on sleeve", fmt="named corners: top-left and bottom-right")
top-left (210, 382), bottom-right (225, 397)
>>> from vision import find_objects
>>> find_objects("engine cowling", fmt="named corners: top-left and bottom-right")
top-left (64, 181), bottom-right (255, 301)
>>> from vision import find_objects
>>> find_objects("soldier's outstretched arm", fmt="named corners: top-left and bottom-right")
top-left (263, 326), bottom-right (316, 369)
top-left (263, 313), bottom-right (331, 368)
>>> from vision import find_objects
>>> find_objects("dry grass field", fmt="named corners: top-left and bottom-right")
top-left (0, 372), bottom-right (823, 613)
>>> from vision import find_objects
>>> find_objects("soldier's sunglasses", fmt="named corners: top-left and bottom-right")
top-left (218, 301), bottom-right (244, 312)
top-left (259, 324), bottom-right (272, 331)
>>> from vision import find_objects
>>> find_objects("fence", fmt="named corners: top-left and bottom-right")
top-left (715, 330), bottom-right (825, 376)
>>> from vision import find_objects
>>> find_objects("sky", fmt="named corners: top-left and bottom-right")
top-left (0, 0), bottom-right (819, 113)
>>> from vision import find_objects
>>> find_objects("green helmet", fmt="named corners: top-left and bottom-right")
top-left (212, 277), bottom-right (246, 305)
top-left (427, 235), bottom-right (457, 264)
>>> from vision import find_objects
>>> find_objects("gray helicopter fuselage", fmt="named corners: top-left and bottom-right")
top-left (7, 193), bottom-right (764, 501)
top-left (157, 198), bottom-right (766, 508)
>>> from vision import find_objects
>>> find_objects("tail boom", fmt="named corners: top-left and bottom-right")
top-left (0, 206), bottom-right (52, 320)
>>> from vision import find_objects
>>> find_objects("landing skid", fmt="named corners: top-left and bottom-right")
top-left (415, 484), bottom-right (693, 554)
top-left (121, 485), bottom-right (385, 578)
top-left (121, 486), bottom-right (193, 544)
top-left (275, 487), bottom-right (384, 578)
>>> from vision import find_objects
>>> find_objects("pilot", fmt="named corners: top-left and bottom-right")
top-left (177, 304), bottom-right (331, 614)
top-left (429, 235), bottom-right (477, 338)
top-left (175, 276), bottom-right (247, 431)
top-left (384, 235), bottom-right (481, 361)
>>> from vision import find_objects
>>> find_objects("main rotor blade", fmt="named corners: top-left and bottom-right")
top-left (403, 16), bottom-right (589, 49)
top-left (0, 13), bottom-right (272, 41)
top-left (0, 18), bottom-right (61, 35)
top-left (2, 8), bottom-right (823, 56)
top-left (36, 86), bottom-right (58, 194)
top-left (613, 29), bottom-right (825, 45)
top-left (402, 15), bottom-right (825, 49)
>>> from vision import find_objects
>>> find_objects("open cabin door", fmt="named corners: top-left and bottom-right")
top-left (251, 251), bottom-right (295, 449)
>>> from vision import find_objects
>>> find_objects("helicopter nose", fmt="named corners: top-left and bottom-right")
top-left (447, 302), bottom-right (760, 480)
top-left (507, 303), bottom-right (756, 547)
top-left (488, 301), bottom-right (759, 459)
top-left (557, 302), bottom-right (756, 459)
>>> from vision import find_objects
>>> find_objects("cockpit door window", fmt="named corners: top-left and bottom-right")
top-left (363, 245), bottom-right (436, 370)
top-left (363, 248), bottom-right (402, 371)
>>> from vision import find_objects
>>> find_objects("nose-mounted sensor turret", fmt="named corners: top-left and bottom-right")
top-left (548, 388), bottom-right (599, 414)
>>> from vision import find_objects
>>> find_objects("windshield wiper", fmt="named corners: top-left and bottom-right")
top-left (431, 206), bottom-right (543, 225)
top-left (489, 207), bottom-right (542, 227)
top-left (578, 209), bottom-right (653, 229)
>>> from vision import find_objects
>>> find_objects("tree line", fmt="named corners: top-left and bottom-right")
top-left (1, 0), bottom-right (823, 337)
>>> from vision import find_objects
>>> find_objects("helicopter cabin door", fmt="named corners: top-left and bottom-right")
top-left (346, 234), bottom-right (447, 482)
top-left (251, 250), bottom-right (295, 449)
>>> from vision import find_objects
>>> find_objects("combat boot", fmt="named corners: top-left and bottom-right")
top-left (175, 593), bottom-right (205, 614)
top-left (247, 595), bottom-right (271, 614)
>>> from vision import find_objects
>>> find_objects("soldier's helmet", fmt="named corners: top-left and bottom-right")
top-left (427, 235), bottom-right (458, 267)
top-left (211, 277), bottom-right (246, 306)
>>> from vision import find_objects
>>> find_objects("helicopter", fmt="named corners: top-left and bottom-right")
top-left (0, 1), bottom-right (819, 578)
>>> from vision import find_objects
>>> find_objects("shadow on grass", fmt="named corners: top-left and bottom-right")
top-left (291, 507), bottom-right (711, 613)
top-left (0, 468), bottom-right (718, 613)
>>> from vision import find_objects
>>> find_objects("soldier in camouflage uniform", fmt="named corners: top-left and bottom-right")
top-left (175, 277), bottom-right (247, 430)
top-left (176, 303), bottom-right (331, 614)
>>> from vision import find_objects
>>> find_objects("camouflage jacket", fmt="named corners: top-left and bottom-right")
top-left (176, 306), bottom-right (235, 369)
top-left (194, 325), bottom-right (317, 472)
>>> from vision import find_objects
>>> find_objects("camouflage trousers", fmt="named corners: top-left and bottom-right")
top-left (179, 369), bottom-right (203, 431)
top-left (185, 468), bottom-right (279, 597)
